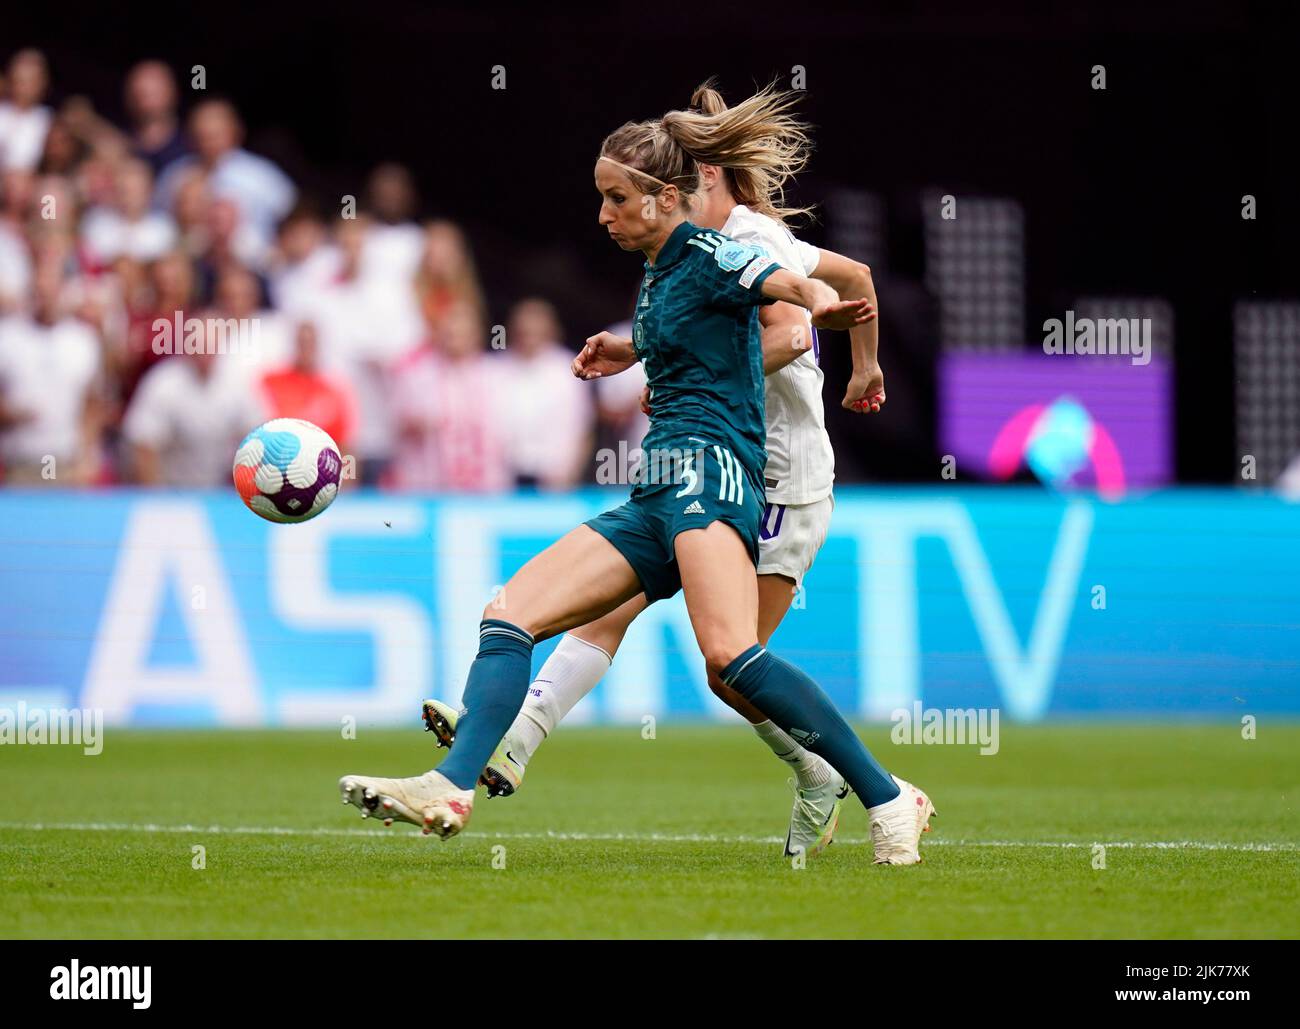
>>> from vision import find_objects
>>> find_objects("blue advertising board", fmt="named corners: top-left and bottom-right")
top-left (0, 487), bottom-right (1296, 725)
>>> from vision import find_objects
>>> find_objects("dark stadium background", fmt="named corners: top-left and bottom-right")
top-left (10, 0), bottom-right (1295, 483)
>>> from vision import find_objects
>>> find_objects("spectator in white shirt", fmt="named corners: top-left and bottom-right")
top-left (361, 163), bottom-right (423, 282)
top-left (0, 50), bottom-right (52, 173)
top-left (499, 298), bottom-right (593, 489)
top-left (302, 216), bottom-right (420, 484)
top-left (122, 321), bottom-right (265, 487)
top-left (35, 215), bottom-right (127, 377)
top-left (0, 256), bottom-right (102, 484)
top-left (389, 300), bottom-right (511, 493)
top-left (81, 158), bottom-right (177, 267)
top-left (267, 206), bottom-right (340, 313)
top-left (208, 263), bottom-right (291, 389)
top-left (155, 100), bottom-right (296, 261)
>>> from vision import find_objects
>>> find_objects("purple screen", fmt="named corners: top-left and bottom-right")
top-left (939, 352), bottom-right (1173, 491)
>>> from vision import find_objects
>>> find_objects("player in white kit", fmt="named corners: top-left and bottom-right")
top-left (424, 83), bottom-right (894, 859)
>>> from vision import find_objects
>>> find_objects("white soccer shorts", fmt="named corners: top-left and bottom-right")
top-left (755, 493), bottom-right (833, 587)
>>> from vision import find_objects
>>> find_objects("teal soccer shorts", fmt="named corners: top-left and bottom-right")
top-left (585, 439), bottom-right (764, 602)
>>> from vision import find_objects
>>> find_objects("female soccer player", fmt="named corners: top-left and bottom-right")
top-left (340, 85), bottom-right (934, 864)
top-left (421, 82), bottom-right (902, 860)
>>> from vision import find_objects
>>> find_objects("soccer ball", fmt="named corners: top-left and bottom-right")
top-left (233, 418), bottom-right (342, 523)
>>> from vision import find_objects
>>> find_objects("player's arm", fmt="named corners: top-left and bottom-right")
top-left (573, 331), bottom-right (638, 380)
top-left (811, 249), bottom-right (883, 413)
top-left (758, 268), bottom-right (874, 332)
top-left (759, 300), bottom-right (814, 375)
top-left (722, 234), bottom-right (817, 374)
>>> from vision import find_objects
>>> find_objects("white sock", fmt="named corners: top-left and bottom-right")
top-left (753, 719), bottom-right (832, 788)
top-left (509, 633), bottom-right (612, 762)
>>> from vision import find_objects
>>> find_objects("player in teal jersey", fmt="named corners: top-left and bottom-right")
top-left (339, 85), bottom-right (934, 863)
top-left (421, 82), bottom-right (894, 861)
top-left (584, 216), bottom-right (778, 594)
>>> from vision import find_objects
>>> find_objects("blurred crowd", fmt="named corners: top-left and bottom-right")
top-left (0, 50), bottom-right (647, 490)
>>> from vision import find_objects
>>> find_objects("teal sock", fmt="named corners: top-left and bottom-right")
top-left (721, 644), bottom-right (900, 809)
top-left (437, 619), bottom-right (534, 790)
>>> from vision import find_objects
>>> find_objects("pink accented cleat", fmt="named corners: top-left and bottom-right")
top-left (338, 770), bottom-right (475, 839)
top-left (867, 775), bottom-right (936, 865)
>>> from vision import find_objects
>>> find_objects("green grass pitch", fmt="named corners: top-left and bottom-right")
top-left (2, 723), bottom-right (1297, 939)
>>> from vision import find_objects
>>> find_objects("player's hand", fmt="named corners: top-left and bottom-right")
top-left (639, 385), bottom-right (652, 416)
top-left (843, 362), bottom-right (885, 414)
top-left (573, 332), bottom-right (637, 380)
top-left (810, 298), bottom-right (875, 332)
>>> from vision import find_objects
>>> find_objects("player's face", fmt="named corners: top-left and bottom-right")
top-left (595, 162), bottom-right (664, 253)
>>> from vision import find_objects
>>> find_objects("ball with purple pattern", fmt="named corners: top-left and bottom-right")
top-left (233, 418), bottom-right (342, 523)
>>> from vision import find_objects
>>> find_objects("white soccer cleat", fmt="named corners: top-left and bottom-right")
top-left (338, 770), bottom-right (475, 839)
top-left (420, 698), bottom-right (459, 748)
top-left (420, 699), bottom-right (527, 798)
top-left (867, 774), bottom-right (936, 865)
top-left (784, 770), bottom-right (850, 858)
top-left (478, 737), bottom-right (527, 798)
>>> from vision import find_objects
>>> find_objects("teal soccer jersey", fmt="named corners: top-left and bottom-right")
top-left (631, 220), bottom-right (781, 484)
top-left (585, 220), bottom-right (783, 601)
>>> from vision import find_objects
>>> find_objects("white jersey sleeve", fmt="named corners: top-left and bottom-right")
top-left (793, 237), bottom-right (821, 276)
top-left (721, 205), bottom-right (834, 505)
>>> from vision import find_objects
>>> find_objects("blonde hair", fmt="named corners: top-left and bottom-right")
top-left (597, 80), bottom-right (814, 225)
top-left (415, 219), bottom-right (487, 328)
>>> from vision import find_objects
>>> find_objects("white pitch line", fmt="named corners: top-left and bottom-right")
top-left (0, 822), bottom-right (1296, 852)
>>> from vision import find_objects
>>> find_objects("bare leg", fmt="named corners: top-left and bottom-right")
top-left (706, 573), bottom-right (796, 722)
top-left (676, 521), bottom-right (899, 809)
top-left (674, 521), bottom-right (760, 676)
top-left (485, 525), bottom-right (643, 641)
top-left (434, 525), bottom-right (642, 789)
top-left (568, 592), bottom-right (651, 658)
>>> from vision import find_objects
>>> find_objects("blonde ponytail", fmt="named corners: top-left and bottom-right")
top-left (670, 80), bottom-right (814, 225)
top-left (597, 81), bottom-right (814, 224)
